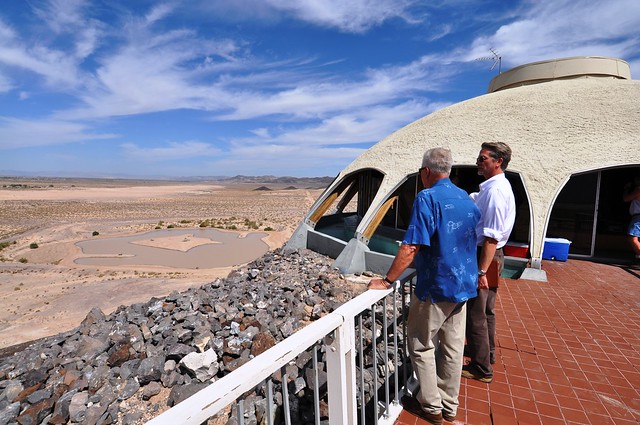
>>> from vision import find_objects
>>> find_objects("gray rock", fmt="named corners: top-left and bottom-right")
top-left (0, 380), bottom-right (23, 403)
top-left (137, 356), bottom-right (164, 385)
top-left (50, 388), bottom-right (78, 424)
top-left (0, 402), bottom-right (20, 425)
top-left (166, 382), bottom-right (208, 407)
top-left (142, 382), bottom-right (162, 400)
top-left (165, 343), bottom-right (195, 361)
top-left (0, 248), bottom-right (374, 425)
top-left (117, 379), bottom-right (139, 401)
top-left (68, 392), bottom-right (89, 423)
top-left (25, 388), bottom-right (51, 405)
top-left (75, 336), bottom-right (111, 363)
top-left (179, 349), bottom-right (218, 382)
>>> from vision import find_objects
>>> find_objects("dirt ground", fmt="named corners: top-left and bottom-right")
top-left (0, 178), bottom-right (325, 348)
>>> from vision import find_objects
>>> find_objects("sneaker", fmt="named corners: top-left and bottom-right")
top-left (443, 412), bottom-right (456, 422)
top-left (401, 395), bottom-right (443, 425)
top-left (461, 365), bottom-right (493, 383)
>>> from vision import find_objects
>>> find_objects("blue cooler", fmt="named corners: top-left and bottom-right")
top-left (542, 238), bottom-right (572, 261)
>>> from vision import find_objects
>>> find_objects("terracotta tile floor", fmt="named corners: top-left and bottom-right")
top-left (395, 259), bottom-right (640, 425)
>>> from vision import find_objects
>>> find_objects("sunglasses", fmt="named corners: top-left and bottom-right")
top-left (476, 155), bottom-right (491, 162)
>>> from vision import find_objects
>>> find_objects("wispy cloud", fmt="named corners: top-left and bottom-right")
top-left (121, 141), bottom-right (221, 162)
top-left (191, 0), bottom-right (421, 33)
top-left (0, 0), bottom-right (637, 177)
top-left (263, 0), bottom-right (421, 33)
top-left (463, 0), bottom-right (640, 67)
top-left (0, 117), bottom-right (115, 149)
top-left (246, 100), bottom-right (446, 146)
top-left (207, 143), bottom-right (365, 176)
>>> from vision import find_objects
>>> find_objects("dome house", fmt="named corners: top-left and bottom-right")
top-left (286, 56), bottom-right (639, 281)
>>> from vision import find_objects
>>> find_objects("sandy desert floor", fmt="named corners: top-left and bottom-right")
top-left (0, 178), bottom-right (325, 348)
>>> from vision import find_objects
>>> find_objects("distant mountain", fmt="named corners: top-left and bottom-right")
top-left (218, 175), bottom-right (334, 187)
top-left (0, 172), bottom-right (334, 187)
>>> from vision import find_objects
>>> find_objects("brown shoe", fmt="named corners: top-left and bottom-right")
top-left (443, 412), bottom-right (456, 422)
top-left (461, 365), bottom-right (493, 383)
top-left (401, 395), bottom-right (443, 425)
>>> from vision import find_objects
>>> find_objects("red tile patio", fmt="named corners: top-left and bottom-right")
top-left (395, 259), bottom-right (640, 425)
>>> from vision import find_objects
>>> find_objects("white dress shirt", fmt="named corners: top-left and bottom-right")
top-left (470, 173), bottom-right (516, 248)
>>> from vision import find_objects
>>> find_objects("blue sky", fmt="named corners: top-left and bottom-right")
top-left (0, 0), bottom-right (638, 178)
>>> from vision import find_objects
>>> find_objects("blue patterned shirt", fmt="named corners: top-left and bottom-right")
top-left (402, 178), bottom-right (480, 303)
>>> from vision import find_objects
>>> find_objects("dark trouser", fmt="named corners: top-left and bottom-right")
top-left (465, 248), bottom-right (504, 377)
top-left (466, 287), bottom-right (497, 377)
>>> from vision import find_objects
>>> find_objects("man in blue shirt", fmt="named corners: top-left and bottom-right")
top-left (368, 147), bottom-right (480, 425)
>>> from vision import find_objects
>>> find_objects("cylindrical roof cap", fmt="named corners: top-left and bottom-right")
top-left (488, 56), bottom-right (631, 93)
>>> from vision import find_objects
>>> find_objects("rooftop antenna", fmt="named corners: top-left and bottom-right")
top-left (475, 48), bottom-right (502, 74)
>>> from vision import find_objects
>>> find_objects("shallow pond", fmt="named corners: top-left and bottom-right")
top-left (75, 228), bottom-right (269, 269)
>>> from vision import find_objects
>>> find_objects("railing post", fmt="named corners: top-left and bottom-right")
top-left (326, 317), bottom-right (357, 425)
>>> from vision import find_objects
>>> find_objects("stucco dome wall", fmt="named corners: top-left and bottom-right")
top-left (333, 78), bottom-right (640, 264)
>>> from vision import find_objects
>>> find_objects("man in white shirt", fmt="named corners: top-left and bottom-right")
top-left (462, 142), bottom-right (516, 383)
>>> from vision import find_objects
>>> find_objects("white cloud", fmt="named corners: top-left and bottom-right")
top-left (0, 73), bottom-right (13, 92)
top-left (267, 100), bottom-right (445, 146)
top-left (0, 117), bottom-right (115, 149)
top-left (216, 55), bottom-right (452, 121)
top-left (34, 0), bottom-right (86, 33)
top-left (264, 0), bottom-right (420, 33)
top-left (145, 3), bottom-right (176, 24)
top-left (121, 141), bottom-right (222, 162)
top-left (33, 0), bottom-right (105, 60)
top-left (464, 0), bottom-right (640, 67)
top-left (206, 143), bottom-right (364, 176)
top-left (191, 0), bottom-right (421, 33)
top-left (0, 18), bottom-right (86, 89)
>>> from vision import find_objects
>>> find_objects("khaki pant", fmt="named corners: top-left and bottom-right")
top-left (407, 294), bottom-right (466, 417)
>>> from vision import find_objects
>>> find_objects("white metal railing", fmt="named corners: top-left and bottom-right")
top-left (146, 269), bottom-right (416, 425)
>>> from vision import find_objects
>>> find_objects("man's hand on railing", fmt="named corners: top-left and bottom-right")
top-left (367, 278), bottom-right (391, 290)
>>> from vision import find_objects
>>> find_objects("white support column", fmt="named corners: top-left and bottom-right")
top-left (326, 317), bottom-right (358, 425)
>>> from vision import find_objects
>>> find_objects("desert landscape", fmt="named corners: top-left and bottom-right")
top-left (0, 177), bottom-right (327, 349)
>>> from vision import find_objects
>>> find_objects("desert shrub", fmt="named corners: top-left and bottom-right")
top-left (264, 227), bottom-right (273, 231)
top-left (155, 226), bottom-right (161, 229)
top-left (227, 225), bottom-right (238, 230)
top-left (19, 258), bottom-right (28, 263)
top-left (167, 224), bottom-right (175, 229)
top-left (29, 243), bottom-right (39, 249)
top-left (92, 231), bottom-right (99, 236)
top-left (180, 219), bottom-right (192, 224)
top-left (244, 220), bottom-right (259, 229)
top-left (0, 241), bottom-right (15, 251)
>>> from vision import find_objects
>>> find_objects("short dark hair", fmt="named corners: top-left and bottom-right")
top-left (481, 142), bottom-right (512, 170)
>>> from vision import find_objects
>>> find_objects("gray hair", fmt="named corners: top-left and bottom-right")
top-left (422, 147), bottom-right (452, 174)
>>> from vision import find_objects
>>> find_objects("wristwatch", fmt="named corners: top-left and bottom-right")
top-left (478, 270), bottom-right (487, 277)
top-left (384, 276), bottom-right (394, 285)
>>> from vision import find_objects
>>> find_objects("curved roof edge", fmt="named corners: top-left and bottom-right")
top-left (488, 56), bottom-right (631, 93)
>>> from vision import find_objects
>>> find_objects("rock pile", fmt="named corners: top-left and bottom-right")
top-left (0, 249), bottom-right (401, 425)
